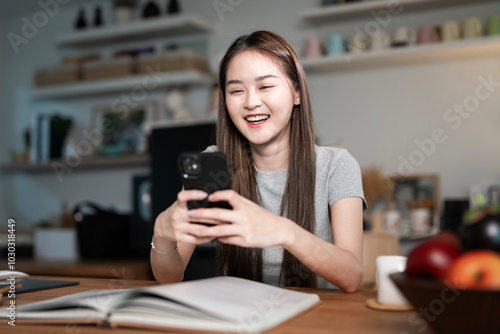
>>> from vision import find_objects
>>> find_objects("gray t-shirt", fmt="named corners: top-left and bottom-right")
top-left (204, 145), bottom-right (366, 289)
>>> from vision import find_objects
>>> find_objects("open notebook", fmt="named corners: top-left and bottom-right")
top-left (9, 276), bottom-right (320, 333)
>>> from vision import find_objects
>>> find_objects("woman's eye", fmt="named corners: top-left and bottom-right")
top-left (260, 86), bottom-right (272, 90)
top-left (229, 90), bottom-right (243, 94)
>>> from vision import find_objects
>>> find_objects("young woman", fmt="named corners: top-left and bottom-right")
top-left (151, 31), bottom-right (366, 292)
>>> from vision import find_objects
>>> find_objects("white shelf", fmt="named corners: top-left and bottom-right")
top-left (31, 70), bottom-right (215, 99)
top-left (299, 0), bottom-right (497, 22)
top-left (301, 35), bottom-right (500, 72)
top-left (56, 14), bottom-right (213, 47)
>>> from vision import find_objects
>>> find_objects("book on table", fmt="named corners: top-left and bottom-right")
top-left (9, 276), bottom-right (320, 333)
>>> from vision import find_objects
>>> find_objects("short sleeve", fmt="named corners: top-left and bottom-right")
top-left (326, 149), bottom-right (367, 213)
top-left (202, 145), bottom-right (217, 153)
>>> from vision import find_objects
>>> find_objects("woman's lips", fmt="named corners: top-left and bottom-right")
top-left (245, 114), bottom-right (270, 128)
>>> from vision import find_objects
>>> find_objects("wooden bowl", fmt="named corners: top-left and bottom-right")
top-left (390, 272), bottom-right (500, 334)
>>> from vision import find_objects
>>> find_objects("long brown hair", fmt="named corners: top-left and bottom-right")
top-left (216, 31), bottom-right (317, 288)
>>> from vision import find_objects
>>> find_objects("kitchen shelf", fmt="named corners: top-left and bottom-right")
top-left (299, 0), bottom-right (497, 22)
top-left (31, 70), bottom-right (215, 99)
top-left (56, 14), bottom-right (213, 47)
top-left (301, 35), bottom-right (500, 72)
top-left (0, 154), bottom-right (150, 174)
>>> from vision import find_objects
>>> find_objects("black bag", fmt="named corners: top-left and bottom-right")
top-left (73, 202), bottom-right (132, 259)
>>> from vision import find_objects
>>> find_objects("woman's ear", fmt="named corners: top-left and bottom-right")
top-left (294, 89), bottom-right (301, 106)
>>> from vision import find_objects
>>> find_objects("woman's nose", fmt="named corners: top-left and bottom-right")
top-left (244, 90), bottom-right (262, 110)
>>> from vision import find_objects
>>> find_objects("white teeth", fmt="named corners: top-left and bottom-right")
top-left (246, 115), bottom-right (270, 122)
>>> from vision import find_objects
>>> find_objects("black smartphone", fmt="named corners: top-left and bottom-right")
top-left (178, 152), bottom-right (232, 211)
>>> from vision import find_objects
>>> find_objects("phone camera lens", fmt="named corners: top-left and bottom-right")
top-left (182, 156), bottom-right (201, 177)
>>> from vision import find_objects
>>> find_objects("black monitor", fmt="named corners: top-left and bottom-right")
top-left (151, 121), bottom-right (217, 219)
top-left (147, 121), bottom-right (217, 280)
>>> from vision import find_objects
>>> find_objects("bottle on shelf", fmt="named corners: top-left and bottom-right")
top-left (167, 0), bottom-right (181, 15)
top-left (94, 6), bottom-right (103, 27)
top-left (74, 8), bottom-right (88, 30)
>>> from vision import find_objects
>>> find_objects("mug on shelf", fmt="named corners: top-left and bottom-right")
top-left (370, 29), bottom-right (391, 51)
top-left (385, 209), bottom-right (401, 234)
top-left (392, 26), bottom-right (417, 47)
top-left (327, 33), bottom-right (347, 56)
top-left (304, 36), bottom-right (325, 58)
top-left (463, 17), bottom-right (483, 39)
top-left (349, 33), bottom-right (369, 53)
top-left (418, 25), bottom-right (440, 44)
top-left (410, 208), bottom-right (432, 233)
top-left (441, 20), bottom-right (461, 42)
top-left (488, 15), bottom-right (500, 36)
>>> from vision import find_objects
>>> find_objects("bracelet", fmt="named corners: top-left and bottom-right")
top-left (151, 236), bottom-right (178, 255)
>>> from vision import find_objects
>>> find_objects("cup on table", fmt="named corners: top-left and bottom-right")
top-left (418, 25), bottom-right (440, 44)
top-left (304, 36), bottom-right (325, 58)
top-left (441, 20), bottom-right (461, 42)
top-left (327, 33), bottom-right (347, 56)
top-left (463, 17), bottom-right (483, 39)
top-left (488, 15), bottom-right (500, 36)
top-left (376, 256), bottom-right (409, 306)
top-left (371, 29), bottom-right (391, 51)
top-left (392, 26), bottom-right (417, 47)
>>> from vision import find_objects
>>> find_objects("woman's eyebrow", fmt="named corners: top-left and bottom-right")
top-left (226, 79), bottom-right (242, 86)
top-left (226, 74), bottom-right (278, 87)
top-left (256, 74), bottom-right (278, 81)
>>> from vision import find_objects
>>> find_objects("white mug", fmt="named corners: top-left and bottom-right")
top-left (115, 7), bottom-right (134, 25)
top-left (411, 208), bottom-right (431, 232)
top-left (371, 29), bottom-right (391, 51)
top-left (463, 17), bottom-right (483, 39)
top-left (376, 256), bottom-right (409, 306)
top-left (441, 20), bottom-right (461, 42)
top-left (385, 209), bottom-right (401, 234)
top-left (393, 26), bottom-right (417, 47)
top-left (349, 33), bottom-right (369, 53)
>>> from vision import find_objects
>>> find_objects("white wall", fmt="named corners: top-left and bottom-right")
top-left (1, 0), bottom-right (500, 226)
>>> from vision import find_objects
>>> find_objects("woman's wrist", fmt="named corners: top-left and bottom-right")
top-left (151, 235), bottom-right (178, 255)
top-left (279, 217), bottom-right (298, 248)
top-left (151, 232), bottom-right (177, 253)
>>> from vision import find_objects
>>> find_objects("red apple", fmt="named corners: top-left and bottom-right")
top-left (406, 231), bottom-right (462, 279)
top-left (445, 250), bottom-right (500, 289)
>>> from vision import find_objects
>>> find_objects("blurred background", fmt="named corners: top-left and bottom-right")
top-left (0, 0), bottom-right (499, 281)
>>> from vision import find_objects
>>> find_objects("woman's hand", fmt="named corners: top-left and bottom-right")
top-left (187, 190), bottom-right (295, 248)
top-left (153, 190), bottom-right (216, 245)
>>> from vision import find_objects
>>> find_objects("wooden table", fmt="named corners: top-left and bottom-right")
top-left (0, 276), bottom-right (433, 334)
top-left (15, 258), bottom-right (153, 280)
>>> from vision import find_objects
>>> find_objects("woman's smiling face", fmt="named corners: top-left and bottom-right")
top-left (225, 51), bottom-right (299, 148)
